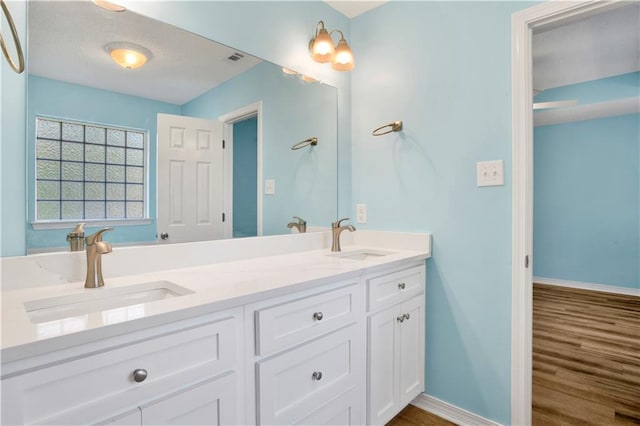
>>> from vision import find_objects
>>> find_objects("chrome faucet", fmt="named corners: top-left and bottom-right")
top-left (85, 227), bottom-right (113, 288)
top-left (287, 216), bottom-right (307, 233)
top-left (331, 218), bottom-right (355, 252)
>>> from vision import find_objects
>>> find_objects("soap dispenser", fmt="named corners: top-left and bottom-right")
top-left (66, 223), bottom-right (85, 252)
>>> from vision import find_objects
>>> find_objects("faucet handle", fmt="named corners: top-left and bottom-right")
top-left (293, 216), bottom-right (306, 225)
top-left (333, 217), bottom-right (350, 227)
top-left (86, 227), bottom-right (113, 244)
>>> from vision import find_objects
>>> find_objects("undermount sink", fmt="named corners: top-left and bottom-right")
top-left (24, 281), bottom-right (193, 323)
top-left (328, 249), bottom-right (396, 261)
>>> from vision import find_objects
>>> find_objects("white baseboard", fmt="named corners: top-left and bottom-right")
top-left (533, 276), bottom-right (640, 297)
top-left (411, 393), bottom-right (502, 426)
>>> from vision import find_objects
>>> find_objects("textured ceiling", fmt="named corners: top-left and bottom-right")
top-left (28, 1), bottom-right (262, 105)
top-left (532, 2), bottom-right (640, 91)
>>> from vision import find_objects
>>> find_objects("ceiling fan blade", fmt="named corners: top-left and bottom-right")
top-left (533, 99), bottom-right (578, 110)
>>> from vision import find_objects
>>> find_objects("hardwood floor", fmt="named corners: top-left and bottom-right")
top-left (533, 283), bottom-right (640, 425)
top-left (386, 405), bottom-right (456, 426)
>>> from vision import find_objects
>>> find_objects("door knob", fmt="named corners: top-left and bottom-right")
top-left (160, 233), bottom-right (169, 240)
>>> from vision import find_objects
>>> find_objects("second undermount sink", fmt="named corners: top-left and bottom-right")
top-left (328, 249), bottom-right (396, 261)
top-left (24, 281), bottom-right (193, 323)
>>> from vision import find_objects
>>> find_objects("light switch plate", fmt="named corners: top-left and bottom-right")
top-left (477, 160), bottom-right (504, 187)
top-left (264, 179), bottom-right (275, 194)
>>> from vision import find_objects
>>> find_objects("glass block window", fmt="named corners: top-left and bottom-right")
top-left (35, 118), bottom-right (146, 221)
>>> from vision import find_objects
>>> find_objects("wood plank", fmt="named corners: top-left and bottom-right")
top-left (386, 404), bottom-right (456, 426)
top-left (533, 283), bottom-right (640, 425)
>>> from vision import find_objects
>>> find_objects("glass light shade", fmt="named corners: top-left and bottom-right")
top-left (311, 28), bottom-right (335, 63)
top-left (93, 0), bottom-right (126, 12)
top-left (331, 39), bottom-right (354, 71)
top-left (110, 48), bottom-right (147, 69)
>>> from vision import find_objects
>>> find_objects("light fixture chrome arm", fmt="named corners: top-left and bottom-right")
top-left (0, 0), bottom-right (25, 74)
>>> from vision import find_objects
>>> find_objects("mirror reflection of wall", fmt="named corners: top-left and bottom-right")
top-left (26, 1), bottom-right (338, 252)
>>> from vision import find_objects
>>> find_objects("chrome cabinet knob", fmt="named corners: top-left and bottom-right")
top-left (312, 371), bottom-right (323, 380)
top-left (313, 311), bottom-right (324, 321)
top-left (160, 233), bottom-right (169, 240)
top-left (398, 282), bottom-right (406, 290)
top-left (404, 313), bottom-right (410, 320)
top-left (132, 368), bottom-right (148, 383)
top-left (397, 315), bottom-right (405, 323)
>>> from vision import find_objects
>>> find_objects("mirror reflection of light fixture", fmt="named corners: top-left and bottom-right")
top-left (309, 21), bottom-right (354, 71)
top-left (105, 42), bottom-right (151, 69)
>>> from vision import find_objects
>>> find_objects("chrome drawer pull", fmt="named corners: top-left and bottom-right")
top-left (132, 368), bottom-right (148, 383)
top-left (396, 315), bottom-right (405, 323)
top-left (398, 282), bottom-right (406, 290)
top-left (313, 311), bottom-right (324, 321)
top-left (312, 371), bottom-right (323, 380)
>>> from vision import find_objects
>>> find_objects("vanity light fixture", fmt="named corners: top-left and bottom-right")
top-left (309, 21), bottom-right (354, 71)
top-left (93, 0), bottom-right (126, 12)
top-left (105, 42), bottom-right (151, 69)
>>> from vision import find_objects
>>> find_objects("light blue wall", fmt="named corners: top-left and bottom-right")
top-left (182, 62), bottom-right (338, 235)
top-left (1, 0), bottom-right (27, 257)
top-left (534, 114), bottom-right (639, 288)
top-left (534, 71), bottom-right (640, 104)
top-left (351, 2), bottom-right (534, 423)
top-left (233, 116), bottom-right (258, 238)
top-left (26, 76), bottom-right (181, 250)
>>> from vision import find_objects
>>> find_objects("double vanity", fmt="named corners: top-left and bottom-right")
top-left (1, 230), bottom-right (431, 425)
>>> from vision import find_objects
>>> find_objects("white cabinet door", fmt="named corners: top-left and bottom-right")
top-left (367, 304), bottom-right (401, 426)
top-left (399, 295), bottom-right (425, 407)
top-left (141, 373), bottom-right (237, 425)
top-left (367, 294), bottom-right (425, 426)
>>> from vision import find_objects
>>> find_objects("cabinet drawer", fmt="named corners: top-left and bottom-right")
top-left (255, 284), bottom-right (360, 355)
top-left (2, 316), bottom-right (237, 425)
top-left (367, 265), bottom-right (424, 312)
top-left (257, 325), bottom-right (358, 425)
top-left (294, 386), bottom-right (361, 426)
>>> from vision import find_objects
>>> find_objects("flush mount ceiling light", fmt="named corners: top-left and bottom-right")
top-left (105, 42), bottom-right (151, 69)
top-left (309, 21), bottom-right (354, 71)
top-left (93, 0), bottom-right (126, 12)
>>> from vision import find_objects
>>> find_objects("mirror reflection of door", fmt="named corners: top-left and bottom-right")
top-left (232, 116), bottom-right (258, 238)
top-left (157, 113), bottom-right (224, 243)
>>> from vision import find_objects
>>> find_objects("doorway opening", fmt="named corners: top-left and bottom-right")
top-left (511, 2), bottom-right (639, 424)
top-left (219, 102), bottom-right (263, 239)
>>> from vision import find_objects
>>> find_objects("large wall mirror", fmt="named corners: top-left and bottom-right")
top-left (26, 1), bottom-right (338, 252)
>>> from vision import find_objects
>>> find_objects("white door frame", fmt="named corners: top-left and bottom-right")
top-left (511, 1), bottom-right (627, 424)
top-left (218, 101), bottom-right (263, 239)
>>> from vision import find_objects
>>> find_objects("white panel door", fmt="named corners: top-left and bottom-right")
top-left (141, 373), bottom-right (237, 425)
top-left (157, 113), bottom-right (224, 243)
top-left (367, 304), bottom-right (401, 426)
top-left (399, 295), bottom-right (425, 407)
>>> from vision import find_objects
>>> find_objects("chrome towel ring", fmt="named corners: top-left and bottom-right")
top-left (372, 120), bottom-right (403, 136)
top-left (291, 137), bottom-right (318, 150)
top-left (0, 0), bottom-right (24, 74)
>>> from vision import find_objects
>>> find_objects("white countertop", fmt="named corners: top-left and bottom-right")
top-left (1, 232), bottom-right (431, 366)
